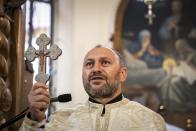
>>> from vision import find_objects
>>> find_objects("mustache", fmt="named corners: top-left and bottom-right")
top-left (88, 72), bottom-right (107, 81)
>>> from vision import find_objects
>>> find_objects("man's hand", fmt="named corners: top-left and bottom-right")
top-left (28, 82), bottom-right (50, 122)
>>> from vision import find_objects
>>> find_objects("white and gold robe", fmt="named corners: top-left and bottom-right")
top-left (20, 98), bottom-right (166, 131)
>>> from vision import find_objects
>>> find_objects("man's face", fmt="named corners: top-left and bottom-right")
top-left (82, 47), bottom-right (127, 99)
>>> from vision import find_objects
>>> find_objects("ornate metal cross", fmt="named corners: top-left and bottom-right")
top-left (25, 33), bottom-right (62, 84)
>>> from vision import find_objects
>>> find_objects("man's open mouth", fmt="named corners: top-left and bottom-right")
top-left (89, 75), bottom-right (106, 81)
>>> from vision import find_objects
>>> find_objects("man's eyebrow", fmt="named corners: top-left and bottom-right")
top-left (84, 58), bottom-right (94, 62)
top-left (84, 57), bottom-right (112, 62)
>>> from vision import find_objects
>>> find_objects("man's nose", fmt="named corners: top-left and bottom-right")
top-left (92, 62), bottom-right (102, 72)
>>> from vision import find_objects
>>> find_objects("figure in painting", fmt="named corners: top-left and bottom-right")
top-left (160, 39), bottom-right (196, 112)
top-left (131, 29), bottom-right (163, 68)
top-left (122, 30), bottom-right (166, 111)
top-left (159, 0), bottom-right (194, 55)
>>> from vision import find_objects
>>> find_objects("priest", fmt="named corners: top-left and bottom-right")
top-left (20, 45), bottom-right (166, 131)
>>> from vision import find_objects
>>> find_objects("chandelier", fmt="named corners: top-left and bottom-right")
top-left (144, 0), bottom-right (156, 25)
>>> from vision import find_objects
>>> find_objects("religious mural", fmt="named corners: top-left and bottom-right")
top-left (115, 0), bottom-right (196, 129)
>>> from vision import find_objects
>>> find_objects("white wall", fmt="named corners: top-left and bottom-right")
top-left (53, 0), bottom-right (120, 109)
top-left (53, 0), bottom-right (74, 109)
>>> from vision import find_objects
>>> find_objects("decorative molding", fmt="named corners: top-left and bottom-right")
top-left (113, 0), bottom-right (129, 54)
top-left (0, 1), bottom-right (12, 128)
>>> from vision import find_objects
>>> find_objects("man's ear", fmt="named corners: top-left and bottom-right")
top-left (120, 67), bottom-right (127, 82)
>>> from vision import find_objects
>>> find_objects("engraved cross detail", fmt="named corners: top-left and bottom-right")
top-left (25, 33), bottom-right (62, 84)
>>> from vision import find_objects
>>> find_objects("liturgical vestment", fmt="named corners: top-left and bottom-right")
top-left (19, 98), bottom-right (166, 131)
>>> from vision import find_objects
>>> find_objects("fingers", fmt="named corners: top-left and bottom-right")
top-left (27, 82), bottom-right (50, 121)
top-left (31, 94), bottom-right (50, 104)
top-left (31, 101), bottom-right (49, 109)
top-left (31, 82), bottom-right (49, 96)
top-left (28, 82), bottom-right (50, 110)
top-left (33, 82), bottom-right (49, 91)
top-left (31, 86), bottom-right (49, 97)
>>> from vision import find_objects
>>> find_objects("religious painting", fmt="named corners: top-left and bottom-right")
top-left (114, 0), bottom-right (196, 129)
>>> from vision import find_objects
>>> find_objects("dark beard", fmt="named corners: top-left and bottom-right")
top-left (83, 72), bottom-right (121, 99)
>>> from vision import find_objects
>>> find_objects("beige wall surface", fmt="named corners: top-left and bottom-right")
top-left (53, 0), bottom-right (120, 109)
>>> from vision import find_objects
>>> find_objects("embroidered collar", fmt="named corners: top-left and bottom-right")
top-left (88, 94), bottom-right (123, 104)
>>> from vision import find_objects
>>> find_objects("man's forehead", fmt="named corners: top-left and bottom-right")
top-left (84, 47), bottom-right (118, 60)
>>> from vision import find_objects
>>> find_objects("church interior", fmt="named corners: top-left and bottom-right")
top-left (0, 0), bottom-right (196, 130)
